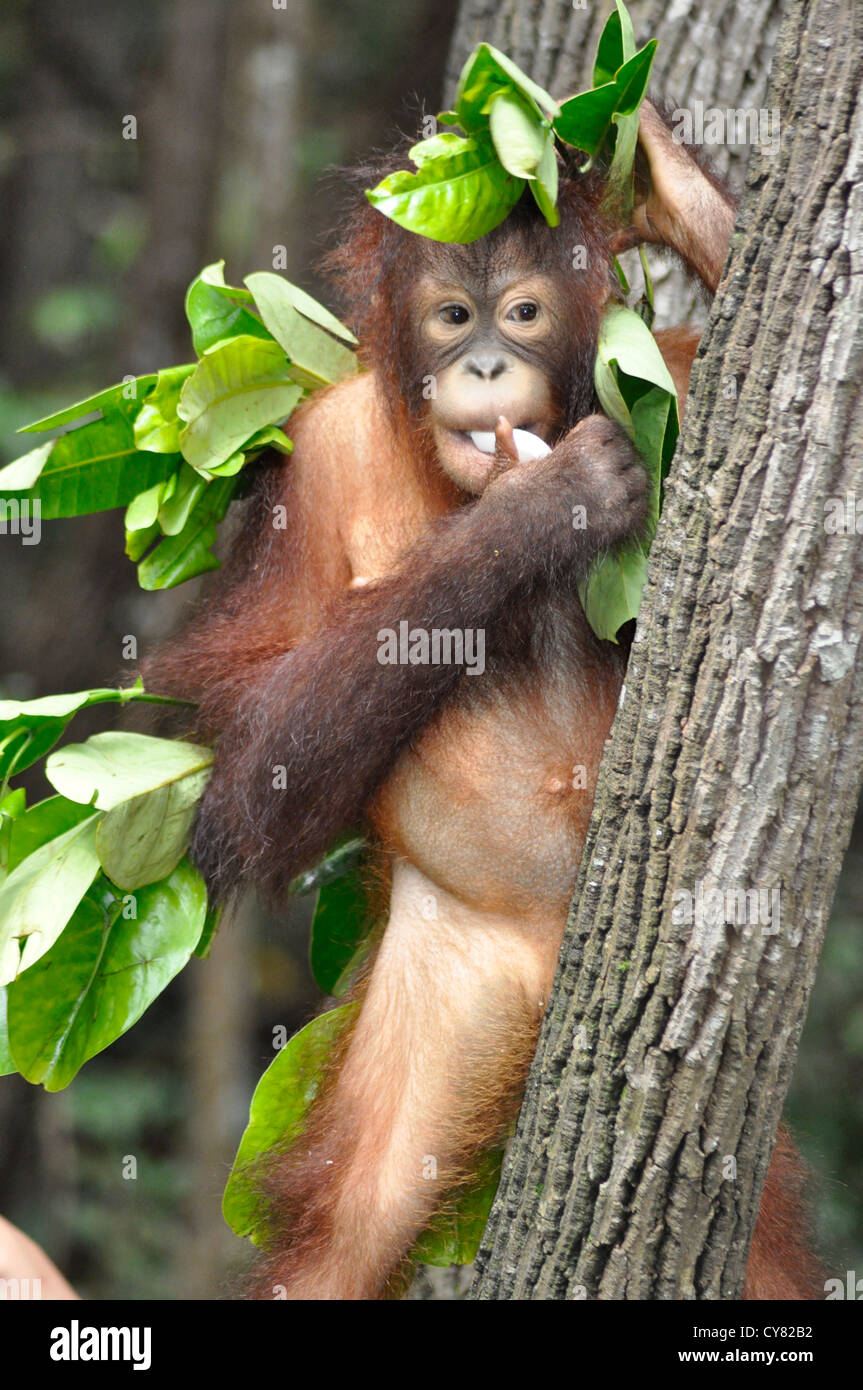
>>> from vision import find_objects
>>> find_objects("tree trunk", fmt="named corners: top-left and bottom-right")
top-left (180, 908), bottom-right (255, 1299)
top-left (218, 0), bottom-right (310, 281)
top-left (127, 0), bottom-right (231, 371)
top-left (472, 0), bottom-right (863, 1299)
top-left (446, 0), bottom-right (789, 329)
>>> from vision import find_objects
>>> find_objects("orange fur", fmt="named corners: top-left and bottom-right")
top-left (249, 863), bottom-right (549, 1300)
top-left (744, 1128), bottom-right (823, 1299)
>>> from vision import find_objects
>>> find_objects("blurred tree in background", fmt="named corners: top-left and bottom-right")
top-left (0, 0), bottom-right (859, 1299)
top-left (0, 0), bottom-right (458, 1299)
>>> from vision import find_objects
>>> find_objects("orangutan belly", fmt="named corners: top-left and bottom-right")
top-left (369, 655), bottom-right (623, 924)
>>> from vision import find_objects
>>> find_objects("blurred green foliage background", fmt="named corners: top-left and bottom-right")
top-left (0, 0), bottom-right (859, 1299)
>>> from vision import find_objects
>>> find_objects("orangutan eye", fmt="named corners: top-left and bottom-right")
top-left (508, 301), bottom-right (539, 323)
top-left (439, 304), bottom-right (471, 325)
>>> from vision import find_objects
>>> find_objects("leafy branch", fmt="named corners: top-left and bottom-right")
top-left (367, 1), bottom-right (655, 242)
top-left (0, 263), bottom-right (358, 591)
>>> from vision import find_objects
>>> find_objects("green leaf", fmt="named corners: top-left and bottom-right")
top-left (454, 43), bottom-right (560, 132)
top-left (125, 478), bottom-right (172, 532)
top-left (554, 83), bottom-right (625, 160)
top-left (0, 684), bottom-right (164, 784)
top-left (288, 835), bottom-right (366, 895)
top-left (7, 796), bottom-right (98, 874)
top-left (637, 242), bottom-right (655, 325)
top-left (0, 412), bottom-right (176, 520)
top-left (194, 902), bottom-right (222, 959)
top-left (125, 518), bottom-right (160, 562)
top-left (0, 789), bottom-right (26, 817)
top-left (411, 1149), bottom-right (504, 1267)
top-left (628, 380), bottom-right (676, 480)
top-left (204, 278), bottom-right (255, 304)
top-left (199, 451), bottom-right (246, 479)
top-left (554, 42), bottom-right (656, 165)
top-left (578, 538), bottom-right (650, 644)
top-left (177, 335), bottom-right (303, 473)
top-left (604, 45), bottom-right (657, 212)
top-left (617, 0), bottom-right (637, 60)
top-left (406, 132), bottom-right (468, 166)
top-left (0, 441), bottom-right (55, 491)
top-left (0, 989), bottom-right (14, 1076)
top-left (0, 689), bottom-right (124, 724)
top-left (594, 303), bottom-right (677, 403)
top-left (0, 789), bottom-right (26, 882)
top-left (185, 261), bottom-right (272, 356)
top-left (0, 722), bottom-right (65, 784)
top-left (157, 462), bottom-right (208, 536)
top-left (612, 256), bottom-right (631, 294)
top-left (0, 817), bottom-right (102, 986)
top-left (367, 134), bottom-right (524, 244)
top-left (223, 1004), bottom-right (360, 1243)
top-left (95, 760), bottom-right (212, 891)
top-left (241, 425), bottom-right (294, 457)
top-left (249, 277), bottom-right (357, 346)
top-left (579, 303), bottom-right (679, 642)
top-left (46, 731), bottom-right (213, 812)
top-left (6, 861), bottom-right (207, 1091)
top-left (244, 273), bottom-right (358, 389)
top-left (136, 475), bottom-right (238, 589)
top-left (133, 364), bottom-right (195, 454)
top-left (16, 376), bottom-right (158, 434)
top-left (370, 47), bottom-right (565, 237)
top-left (487, 90), bottom-right (548, 178)
top-left (529, 125), bottom-right (560, 227)
top-left (593, 0), bottom-right (637, 86)
top-left (309, 867), bottom-right (374, 996)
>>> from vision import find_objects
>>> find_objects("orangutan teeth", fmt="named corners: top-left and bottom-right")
top-left (468, 429), bottom-right (552, 462)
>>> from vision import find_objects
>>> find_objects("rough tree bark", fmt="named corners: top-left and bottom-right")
top-left (471, 0), bottom-right (863, 1299)
top-left (445, 0), bottom-right (790, 329)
